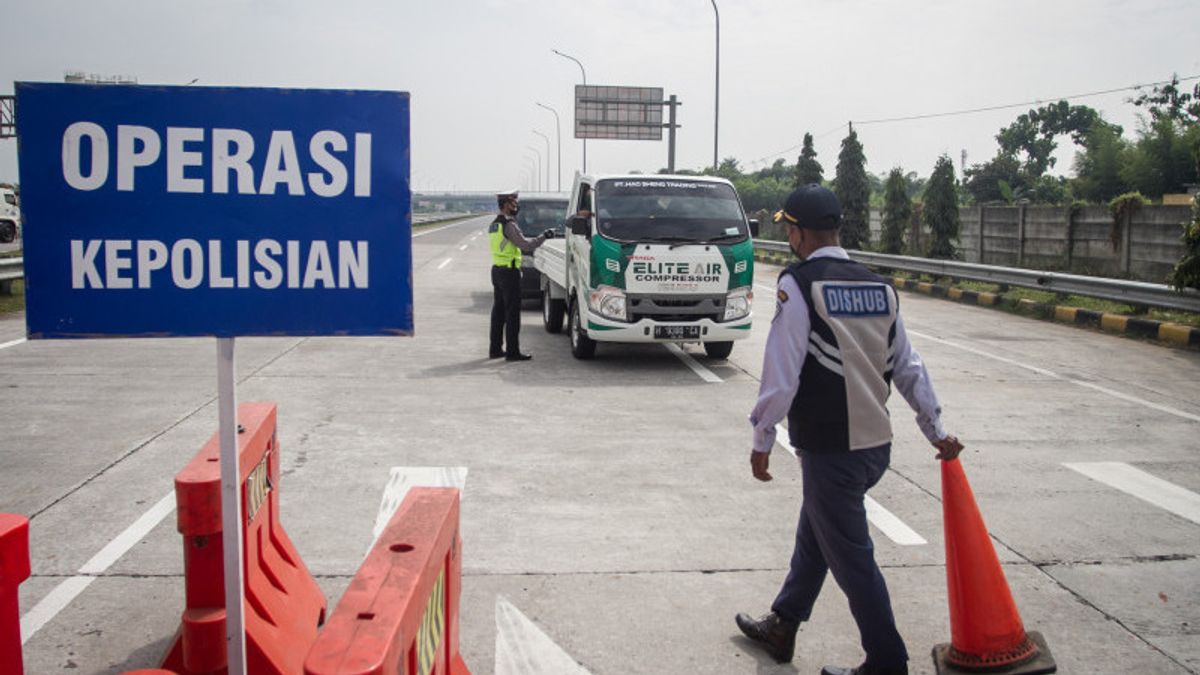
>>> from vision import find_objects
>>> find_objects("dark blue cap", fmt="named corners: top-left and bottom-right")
top-left (774, 184), bottom-right (841, 230)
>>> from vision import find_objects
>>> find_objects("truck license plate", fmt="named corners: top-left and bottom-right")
top-left (654, 325), bottom-right (700, 340)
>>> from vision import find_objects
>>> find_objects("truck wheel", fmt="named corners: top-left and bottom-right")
top-left (703, 341), bottom-right (733, 360)
top-left (568, 302), bottom-right (596, 360)
top-left (543, 295), bottom-right (566, 334)
top-left (0, 221), bottom-right (14, 244)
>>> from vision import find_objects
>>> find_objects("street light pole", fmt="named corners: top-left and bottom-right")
top-left (709, 0), bottom-right (720, 172)
top-left (532, 130), bottom-right (552, 192)
top-left (552, 49), bottom-right (588, 173)
top-left (522, 156), bottom-right (538, 191)
top-left (524, 148), bottom-right (542, 192)
top-left (536, 102), bottom-right (562, 191)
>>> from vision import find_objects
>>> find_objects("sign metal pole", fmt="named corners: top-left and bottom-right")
top-left (217, 337), bottom-right (247, 674)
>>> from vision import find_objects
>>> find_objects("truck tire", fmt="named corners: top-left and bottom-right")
top-left (0, 221), bottom-right (14, 244)
top-left (543, 295), bottom-right (566, 334)
top-left (568, 301), bottom-right (596, 360)
top-left (703, 341), bottom-right (734, 360)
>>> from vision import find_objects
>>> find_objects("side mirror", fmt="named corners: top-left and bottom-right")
top-left (569, 216), bottom-right (590, 237)
top-left (748, 219), bottom-right (760, 237)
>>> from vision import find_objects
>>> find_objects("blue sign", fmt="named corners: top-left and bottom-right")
top-left (16, 83), bottom-right (412, 338)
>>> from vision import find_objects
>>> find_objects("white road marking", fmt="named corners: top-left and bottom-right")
top-left (774, 424), bottom-right (795, 457)
top-left (0, 338), bottom-right (26, 350)
top-left (664, 343), bottom-right (722, 383)
top-left (372, 467), bottom-right (469, 542)
top-left (413, 219), bottom-right (480, 239)
top-left (21, 492), bottom-right (176, 644)
top-left (459, 244), bottom-right (468, 251)
top-left (908, 329), bottom-right (1200, 424)
top-left (437, 258), bottom-right (453, 270)
top-left (773, 425), bottom-right (926, 545)
top-left (1064, 462), bottom-right (1200, 526)
top-left (864, 496), bottom-right (928, 546)
top-left (495, 596), bottom-right (592, 675)
top-left (754, 283), bottom-right (775, 294)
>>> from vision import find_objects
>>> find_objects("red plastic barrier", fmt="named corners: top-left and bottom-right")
top-left (160, 402), bottom-right (327, 674)
top-left (1, 513), bottom-right (31, 675)
top-left (304, 487), bottom-right (469, 675)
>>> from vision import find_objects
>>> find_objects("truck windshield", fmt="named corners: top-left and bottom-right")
top-left (595, 179), bottom-right (747, 243)
top-left (516, 200), bottom-right (568, 237)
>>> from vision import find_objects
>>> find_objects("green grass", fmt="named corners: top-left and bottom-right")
top-left (0, 249), bottom-right (22, 259)
top-left (0, 280), bottom-right (24, 315)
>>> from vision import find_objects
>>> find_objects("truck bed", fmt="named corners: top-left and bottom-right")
top-left (534, 238), bottom-right (568, 290)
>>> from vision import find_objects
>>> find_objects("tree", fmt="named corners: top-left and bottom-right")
top-left (880, 168), bottom-right (911, 254)
top-left (1121, 116), bottom-right (1199, 198)
top-left (1169, 195), bottom-right (1200, 291)
top-left (756, 158), bottom-right (793, 184)
top-left (795, 133), bottom-right (824, 186)
top-left (734, 175), bottom-right (792, 213)
top-left (1127, 75), bottom-right (1200, 197)
top-left (964, 153), bottom-right (1021, 204)
top-left (1131, 74), bottom-right (1200, 124)
top-left (833, 126), bottom-right (870, 250)
top-left (1072, 121), bottom-right (1131, 203)
top-left (997, 100), bottom-right (1103, 178)
top-left (712, 156), bottom-right (743, 181)
top-left (965, 101), bottom-right (1107, 204)
top-left (923, 155), bottom-right (960, 259)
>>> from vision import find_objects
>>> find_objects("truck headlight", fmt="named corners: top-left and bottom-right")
top-left (724, 287), bottom-right (753, 321)
top-left (589, 285), bottom-right (627, 322)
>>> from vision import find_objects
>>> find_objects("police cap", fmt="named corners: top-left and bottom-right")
top-left (497, 190), bottom-right (519, 208)
top-left (773, 184), bottom-right (841, 230)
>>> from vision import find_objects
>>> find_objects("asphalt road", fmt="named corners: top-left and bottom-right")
top-left (2, 215), bottom-right (1198, 673)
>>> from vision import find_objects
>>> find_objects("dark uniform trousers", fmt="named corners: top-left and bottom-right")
top-left (771, 444), bottom-right (909, 669)
top-left (490, 264), bottom-right (523, 357)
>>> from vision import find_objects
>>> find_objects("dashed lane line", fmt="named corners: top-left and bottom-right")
top-left (664, 343), bottom-right (722, 383)
top-left (772, 424), bottom-right (927, 546)
top-left (1064, 461), bottom-right (1200, 526)
top-left (0, 338), bottom-right (26, 350)
top-left (437, 258), bottom-right (453, 270)
top-left (908, 329), bottom-right (1200, 424)
top-left (413, 217), bottom-right (485, 239)
top-left (21, 492), bottom-right (176, 644)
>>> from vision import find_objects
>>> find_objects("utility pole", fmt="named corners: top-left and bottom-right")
top-left (710, 0), bottom-right (720, 172)
top-left (666, 95), bottom-right (681, 174)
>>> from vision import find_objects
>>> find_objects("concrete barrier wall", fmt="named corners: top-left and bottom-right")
top-left (857, 204), bottom-right (1192, 283)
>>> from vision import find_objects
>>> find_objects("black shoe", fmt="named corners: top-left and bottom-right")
top-left (505, 352), bottom-right (533, 361)
top-left (820, 664), bottom-right (908, 675)
top-left (488, 351), bottom-right (504, 359)
top-left (735, 612), bottom-right (799, 663)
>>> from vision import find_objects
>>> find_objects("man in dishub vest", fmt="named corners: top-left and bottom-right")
top-left (488, 191), bottom-right (555, 361)
top-left (736, 185), bottom-right (964, 675)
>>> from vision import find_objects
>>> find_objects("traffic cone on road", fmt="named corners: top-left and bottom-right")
top-left (932, 458), bottom-right (1057, 674)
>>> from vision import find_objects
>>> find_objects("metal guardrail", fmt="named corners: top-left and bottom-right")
top-left (0, 257), bottom-right (22, 294)
top-left (753, 240), bottom-right (1200, 314)
top-left (0, 257), bottom-right (21, 279)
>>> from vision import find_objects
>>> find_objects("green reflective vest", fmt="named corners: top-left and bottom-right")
top-left (489, 217), bottom-right (522, 269)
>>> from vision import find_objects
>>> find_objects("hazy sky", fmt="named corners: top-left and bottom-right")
top-left (2, 0), bottom-right (1198, 192)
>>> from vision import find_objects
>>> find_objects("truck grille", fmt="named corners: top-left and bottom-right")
top-left (628, 294), bottom-right (724, 323)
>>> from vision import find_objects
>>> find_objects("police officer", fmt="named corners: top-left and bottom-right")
top-left (489, 191), bottom-right (555, 361)
top-left (736, 185), bottom-right (964, 675)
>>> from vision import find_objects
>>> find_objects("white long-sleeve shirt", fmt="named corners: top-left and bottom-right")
top-left (750, 246), bottom-right (946, 453)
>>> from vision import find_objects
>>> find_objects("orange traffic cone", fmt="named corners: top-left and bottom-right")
top-left (932, 458), bottom-right (1057, 674)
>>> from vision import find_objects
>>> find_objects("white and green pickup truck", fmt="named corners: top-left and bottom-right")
top-left (536, 174), bottom-right (758, 360)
